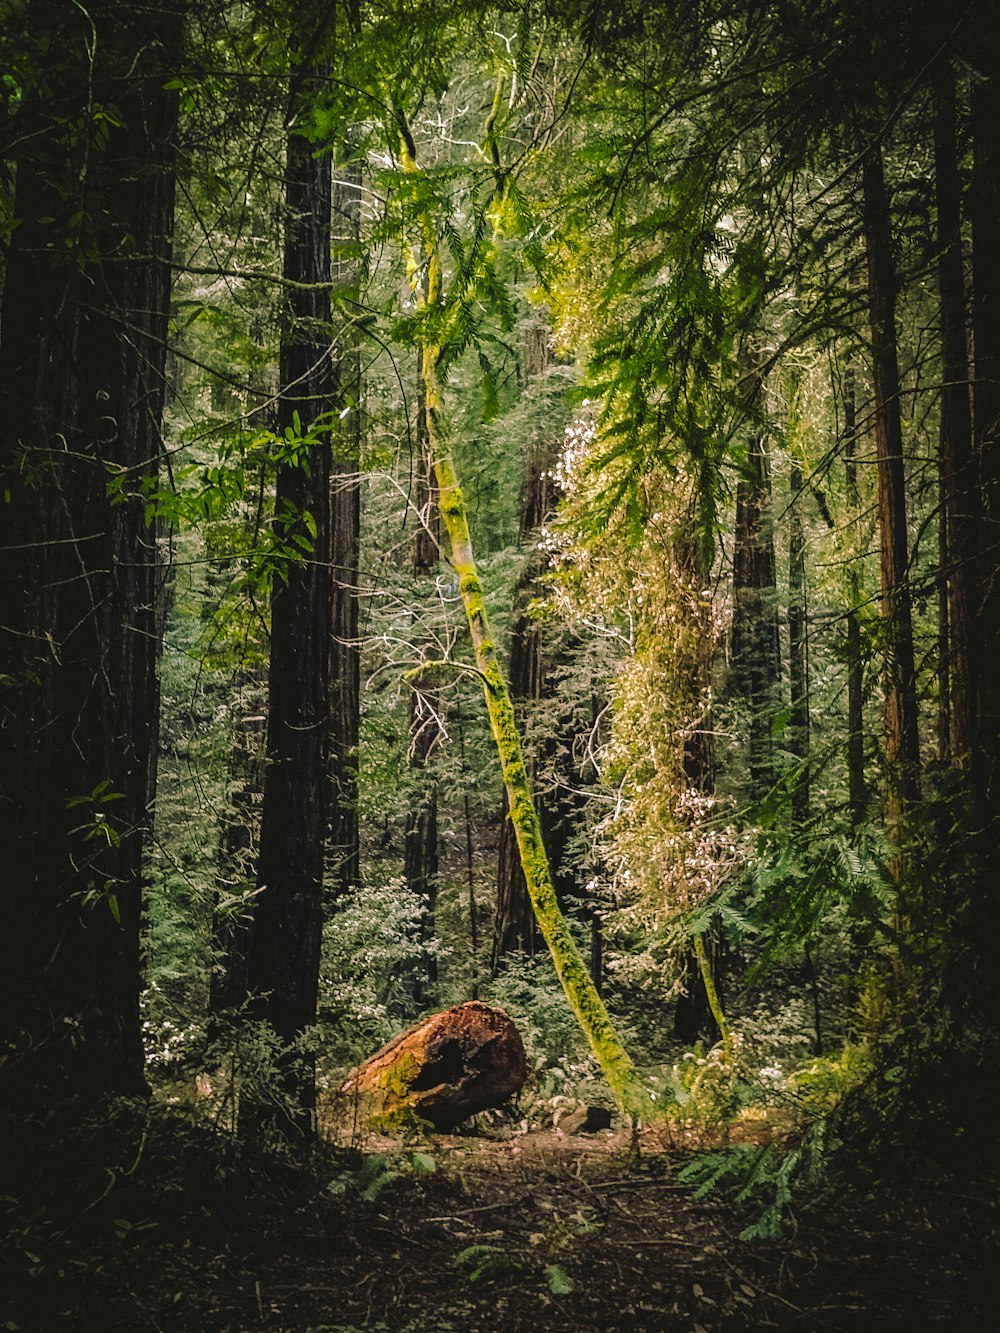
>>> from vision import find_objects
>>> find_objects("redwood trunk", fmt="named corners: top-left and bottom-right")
top-left (861, 142), bottom-right (921, 861)
top-left (493, 322), bottom-right (554, 970)
top-left (245, 64), bottom-right (335, 1130)
top-left (404, 368), bottom-right (441, 1003)
top-left (844, 372), bottom-right (868, 822)
top-left (329, 160), bottom-right (363, 898)
top-left (788, 456), bottom-right (810, 821)
top-left (935, 68), bottom-right (979, 769)
top-left (970, 42), bottom-right (1000, 1018)
top-left (0, 0), bottom-right (180, 1099)
top-left (731, 360), bottom-right (780, 798)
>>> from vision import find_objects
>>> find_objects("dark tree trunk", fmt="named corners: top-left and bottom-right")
top-left (404, 366), bottom-right (441, 1004)
top-left (972, 57), bottom-right (1000, 773)
top-left (788, 456), bottom-right (810, 822)
top-left (861, 141), bottom-right (921, 864)
top-left (844, 372), bottom-right (868, 823)
top-left (673, 529), bottom-right (722, 1047)
top-left (492, 322), bottom-right (554, 971)
top-left (491, 574), bottom-right (545, 968)
top-left (0, 0), bottom-right (181, 1101)
top-left (935, 67), bottom-right (979, 770)
top-left (210, 712), bottom-right (266, 1015)
top-left (970, 40), bottom-right (1000, 1021)
top-left (730, 358), bottom-right (780, 799)
top-left (457, 701), bottom-right (481, 998)
top-left (328, 159), bottom-right (363, 899)
top-left (244, 64), bottom-right (335, 1133)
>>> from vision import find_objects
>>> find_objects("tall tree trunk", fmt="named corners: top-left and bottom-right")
top-left (861, 141), bottom-right (921, 867)
top-left (973, 55), bottom-right (1000, 770)
top-left (244, 62), bottom-right (335, 1133)
top-left (844, 370), bottom-right (868, 823)
top-left (0, 0), bottom-right (181, 1101)
top-left (329, 159), bottom-right (363, 898)
top-left (935, 66), bottom-right (979, 770)
top-left (492, 321), bottom-right (552, 971)
top-left (457, 700), bottom-right (481, 998)
top-left (970, 40), bottom-right (1000, 1024)
top-left (787, 380), bottom-right (811, 822)
top-left (731, 356), bottom-right (780, 799)
top-left (210, 711), bottom-right (266, 1015)
top-left (403, 366), bottom-right (441, 1005)
top-left (673, 527), bottom-right (722, 1047)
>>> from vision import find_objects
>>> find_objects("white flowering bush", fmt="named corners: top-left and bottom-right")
top-left (141, 983), bottom-right (205, 1071)
top-left (319, 875), bottom-right (443, 1068)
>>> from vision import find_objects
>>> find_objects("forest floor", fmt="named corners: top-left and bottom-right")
top-left (2, 1099), bottom-right (997, 1332)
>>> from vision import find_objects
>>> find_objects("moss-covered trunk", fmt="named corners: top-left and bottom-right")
top-left (422, 373), bottom-right (645, 1118)
top-left (395, 116), bottom-right (647, 1119)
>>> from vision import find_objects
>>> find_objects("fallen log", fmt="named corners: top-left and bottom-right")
top-left (340, 1001), bottom-right (527, 1131)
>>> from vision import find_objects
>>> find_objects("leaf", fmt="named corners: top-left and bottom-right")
top-left (410, 1151), bottom-right (436, 1175)
top-left (545, 1264), bottom-right (573, 1295)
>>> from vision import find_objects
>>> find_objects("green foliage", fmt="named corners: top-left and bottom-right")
top-left (741, 828), bottom-right (894, 983)
top-left (453, 1244), bottom-right (574, 1296)
top-left (326, 1148), bottom-right (437, 1204)
top-left (320, 877), bottom-right (440, 1066)
top-left (788, 1044), bottom-right (871, 1111)
top-left (678, 1119), bottom-right (833, 1241)
top-left (454, 1241), bottom-right (520, 1283)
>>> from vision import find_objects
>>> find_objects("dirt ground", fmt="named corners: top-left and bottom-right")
top-left (3, 1106), bottom-right (997, 1331)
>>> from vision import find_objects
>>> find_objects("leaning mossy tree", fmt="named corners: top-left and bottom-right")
top-left (391, 103), bottom-right (649, 1122)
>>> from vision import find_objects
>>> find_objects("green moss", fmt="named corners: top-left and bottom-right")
top-left (437, 487), bottom-right (465, 520)
top-left (694, 933), bottom-right (734, 1065)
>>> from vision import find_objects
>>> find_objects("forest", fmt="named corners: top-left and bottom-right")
top-left (1, 0), bottom-right (998, 1328)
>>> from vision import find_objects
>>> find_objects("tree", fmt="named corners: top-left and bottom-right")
top-left (0, 0), bottom-right (182, 1099)
top-left (394, 97), bottom-right (649, 1117)
top-left (860, 136), bottom-right (921, 869)
top-left (403, 358), bottom-right (442, 1004)
top-left (329, 156), bottom-right (364, 900)
top-left (244, 48), bottom-right (336, 1132)
top-left (492, 319), bottom-right (554, 971)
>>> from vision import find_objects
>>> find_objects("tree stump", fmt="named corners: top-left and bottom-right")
top-left (340, 1001), bottom-right (527, 1130)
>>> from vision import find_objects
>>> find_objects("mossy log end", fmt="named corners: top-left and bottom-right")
top-left (340, 1001), bottom-right (527, 1131)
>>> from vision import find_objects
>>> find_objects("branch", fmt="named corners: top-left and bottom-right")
top-left (403, 659), bottom-right (491, 689)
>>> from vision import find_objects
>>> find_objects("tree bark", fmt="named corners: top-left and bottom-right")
top-left (861, 141), bottom-right (921, 865)
top-left (404, 363), bottom-right (441, 1005)
top-left (972, 55), bottom-right (1000, 777)
top-left (843, 371), bottom-right (868, 823)
top-left (492, 322), bottom-right (552, 971)
top-left (672, 528), bottom-right (722, 1048)
top-left (341, 1001), bottom-right (526, 1130)
top-left (935, 67), bottom-right (979, 770)
top-left (731, 356), bottom-right (780, 799)
top-left (244, 61), bottom-right (335, 1133)
top-left (970, 39), bottom-right (1000, 1023)
top-left (210, 713), bottom-right (266, 1015)
top-left (788, 384), bottom-right (810, 822)
top-left (0, 0), bottom-right (181, 1100)
top-left (329, 159), bottom-right (363, 899)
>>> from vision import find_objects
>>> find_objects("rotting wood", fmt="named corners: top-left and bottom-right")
top-left (340, 1001), bottom-right (527, 1131)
